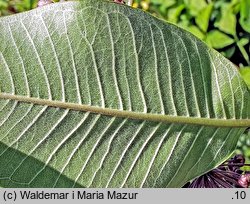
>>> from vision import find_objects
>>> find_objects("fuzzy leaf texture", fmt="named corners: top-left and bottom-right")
top-left (0, 0), bottom-right (249, 188)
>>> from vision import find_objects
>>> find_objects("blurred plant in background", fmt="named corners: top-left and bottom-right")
top-left (0, 0), bottom-right (36, 15)
top-left (237, 129), bottom-right (250, 166)
top-left (0, 0), bottom-right (249, 164)
top-left (0, 0), bottom-right (64, 16)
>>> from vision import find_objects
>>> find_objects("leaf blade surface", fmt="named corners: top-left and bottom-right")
top-left (0, 0), bottom-right (249, 188)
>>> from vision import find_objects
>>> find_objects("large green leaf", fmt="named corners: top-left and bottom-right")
top-left (240, 0), bottom-right (250, 33)
top-left (0, 0), bottom-right (249, 188)
top-left (215, 3), bottom-right (237, 36)
top-left (240, 67), bottom-right (250, 90)
top-left (195, 3), bottom-right (213, 33)
top-left (205, 30), bottom-right (235, 49)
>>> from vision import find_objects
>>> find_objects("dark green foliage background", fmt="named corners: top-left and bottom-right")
top-left (0, 0), bottom-right (249, 165)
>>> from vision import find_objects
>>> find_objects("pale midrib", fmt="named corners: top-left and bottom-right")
top-left (0, 93), bottom-right (249, 127)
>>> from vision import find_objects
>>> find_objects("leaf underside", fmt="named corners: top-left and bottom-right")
top-left (0, 0), bottom-right (249, 188)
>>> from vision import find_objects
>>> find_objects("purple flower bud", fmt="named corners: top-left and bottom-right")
top-left (185, 155), bottom-right (250, 188)
top-left (113, 0), bottom-right (125, 4)
top-left (238, 174), bottom-right (250, 188)
top-left (37, 0), bottom-right (53, 7)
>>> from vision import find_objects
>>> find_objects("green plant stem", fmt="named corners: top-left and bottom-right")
top-left (235, 35), bottom-right (250, 65)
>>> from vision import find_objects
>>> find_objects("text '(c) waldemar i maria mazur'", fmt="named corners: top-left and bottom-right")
top-left (19, 190), bottom-right (139, 200)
